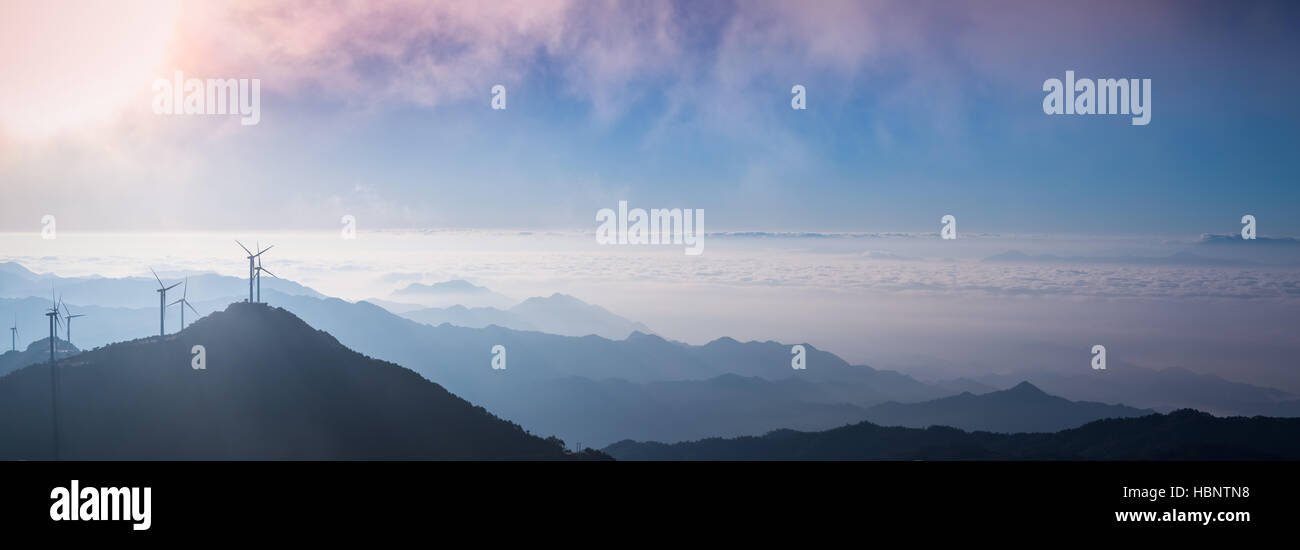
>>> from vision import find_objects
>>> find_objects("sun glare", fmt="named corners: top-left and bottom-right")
top-left (0, 1), bottom-right (178, 140)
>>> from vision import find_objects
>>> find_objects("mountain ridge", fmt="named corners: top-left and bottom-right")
top-left (0, 302), bottom-right (603, 460)
top-left (604, 409), bottom-right (1300, 460)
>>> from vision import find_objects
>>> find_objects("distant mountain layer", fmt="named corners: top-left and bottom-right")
top-left (956, 366), bottom-right (1297, 418)
top-left (232, 292), bottom-right (950, 447)
top-left (490, 374), bottom-right (872, 447)
top-left (1, 297), bottom-right (176, 354)
top-left (3, 287), bottom-right (950, 449)
top-left (0, 303), bottom-right (596, 460)
top-left (398, 293), bottom-right (654, 340)
top-left (861, 382), bottom-right (1154, 433)
top-left (390, 280), bottom-right (515, 308)
top-left (0, 263), bottom-right (322, 309)
top-left (524, 379), bottom-right (1157, 447)
top-left (0, 337), bottom-right (79, 377)
top-left (604, 410), bottom-right (1300, 460)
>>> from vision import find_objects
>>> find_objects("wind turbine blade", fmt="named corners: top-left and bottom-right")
top-left (260, 268), bottom-right (279, 278)
top-left (169, 299), bottom-right (183, 306)
top-left (236, 240), bottom-right (253, 255)
top-left (257, 244), bottom-right (275, 255)
top-left (150, 267), bottom-right (165, 288)
top-left (61, 302), bottom-right (70, 317)
top-left (186, 301), bottom-right (199, 315)
top-left (163, 281), bottom-right (182, 291)
top-left (183, 277), bottom-right (188, 298)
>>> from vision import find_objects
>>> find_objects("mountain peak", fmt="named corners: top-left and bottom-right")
top-left (394, 279), bottom-right (493, 295)
top-left (1007, 381), bottom-right (1045, 395)
top-left (525, 293), bottom-right (582, 304)
top-left (0, 300), bottom-right (588, 460)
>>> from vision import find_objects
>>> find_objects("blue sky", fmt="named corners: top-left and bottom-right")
top-left (1, 0), bottom-right (1297, 235)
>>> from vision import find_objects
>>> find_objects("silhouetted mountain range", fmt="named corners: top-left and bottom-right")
top-left (390, 279), bottom-right (515, 308)
top-left (604, 410), bottom-right (1300, 460)
top-left (396, 292), bottom-right (654, 340)
top-left (861, 382), bottom-right (1153, 433)
top-left (953, 365), bottom-right (1296, 417)
top-left (5, 261), bottom-right (1297, 450)
top-left (0, 337), bottom-right (79, 377)
top-left (1, 297), bottom-right (168, 353)
top-left (0, 262), bottom-right (322, 308)
top-left (190, 291), bottom-right (954, 447)
top-left (0, 303), bottom-right (602, 460)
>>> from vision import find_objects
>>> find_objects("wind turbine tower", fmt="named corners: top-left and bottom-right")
top-left (236, 241), bottom-right (273, 303)
top-left (150, 268), bottom-right (181, 336)
top-left (45, 292), bottom-right (62, 461)
top-left (169, 277), bottom-right (200, 330)
top-left (255, 253), bottom-right (279, 303)
top-left (9, 316), bottom-right (15, 352)
top-left (61, 301), bottom-right (86, 348)
top-left (45, 291), bottom-right (61, 362)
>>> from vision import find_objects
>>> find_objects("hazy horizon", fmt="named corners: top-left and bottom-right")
top-left (4, 228), bottom-right (1298, 394)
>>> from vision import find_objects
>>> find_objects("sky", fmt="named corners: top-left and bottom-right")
top-left (1, 1), bottom-right (1298, 392)
top-left (1, 0), bottom-right (1297, 235)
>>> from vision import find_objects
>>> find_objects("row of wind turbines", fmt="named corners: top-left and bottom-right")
top-left (24, 292), bottom-right (86, 364)
top-left (8, 301), bottom-right (81, 358)
top-left (13, 240), bottom-right (280, 364)
top-left (145, 240), bottom-right (278, 339)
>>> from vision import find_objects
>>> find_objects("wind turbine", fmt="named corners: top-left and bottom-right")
top-left (45, 291), bottom-right (62, 461)
top-left (255, 253), bottom-right (279, 303)
top-left (150, 268), bottom-right (181, 336)
top-left (236, 240), bottom-right (273, 303)
top-left (169, 277), bottom-right (200, 330)
top-left (8, 315), bottom-right (15, 352)
top-left (45, 291), bottom-right (62, 362)
top-left (61, 301), bottom-right (86, 348)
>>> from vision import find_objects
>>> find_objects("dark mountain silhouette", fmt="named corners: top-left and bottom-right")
top-left (0, 337), bottom-right (79, 377)
top-left (7, 284), bottom-right (951, 449)
top-left (862, 382), bottom-right (1153, 433)
top-left (12, 262), bottom-right (1295, 447)
top-left (957, 364), bottom-right (1296, 417)
top-left (604, 410), bottom-right (1300, 460)
top-left (0, 302), bottom-right (601, 460)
